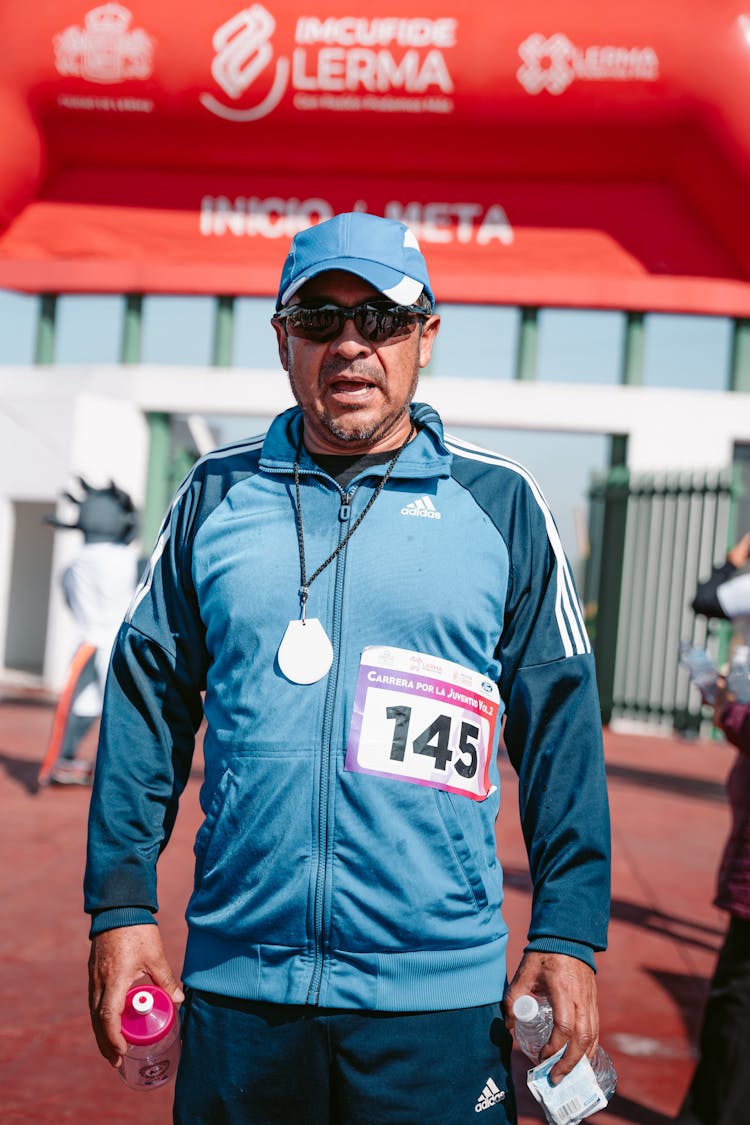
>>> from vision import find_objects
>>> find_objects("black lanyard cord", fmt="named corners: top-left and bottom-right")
top-left (293, 423), bottom-right (415, 620)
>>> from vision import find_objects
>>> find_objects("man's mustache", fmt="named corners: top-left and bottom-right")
top-left (319, 360), bottom-right (385, 388)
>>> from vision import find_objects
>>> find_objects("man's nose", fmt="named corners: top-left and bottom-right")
top-left (328, 316), bottom-right (373, 356)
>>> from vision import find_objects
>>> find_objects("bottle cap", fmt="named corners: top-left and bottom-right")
top-left (512, 994), bottom-right (540, 1022)
top-left (121, 985), bottom-right (176, 1045)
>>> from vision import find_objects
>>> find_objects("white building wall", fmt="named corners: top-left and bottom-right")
top-left (423, 380), bottom-right (747, 471)
top-left (1, 363), bottom-right (750, 691)
top-left (0, 368), bottom-right (148, 691)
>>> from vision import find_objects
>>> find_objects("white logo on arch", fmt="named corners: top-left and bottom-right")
top-left (200, 5), bottom-right (290, 121)
top-left (517, 33), bottom-right (575, 95)
top-left (517, 31), bottom-right (660, 95)
top-left (53, 3), bottom-right (155, 84)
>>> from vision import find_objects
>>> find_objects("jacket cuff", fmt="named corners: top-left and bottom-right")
top-left (524, 937), bottom-right (597, 972)
top-left (89, 907), bottom-right (157, 938)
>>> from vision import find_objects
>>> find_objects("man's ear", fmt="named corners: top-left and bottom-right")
top-left (272, 318), bottom-right (290, 371)
top-left (418, 314), bottom-right (440, 369)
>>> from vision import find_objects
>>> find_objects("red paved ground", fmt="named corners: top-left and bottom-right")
top-left (0, 694), bottom-right (734, 1124)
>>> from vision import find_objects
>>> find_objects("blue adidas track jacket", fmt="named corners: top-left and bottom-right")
top-left (85, 402), bottom-right (610, 1011)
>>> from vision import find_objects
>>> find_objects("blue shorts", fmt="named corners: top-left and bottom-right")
top-left (174, 991), bottom-right (517, 1124)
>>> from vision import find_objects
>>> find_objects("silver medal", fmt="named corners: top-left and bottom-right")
top-left (278, 618), bottom-right (334, 684)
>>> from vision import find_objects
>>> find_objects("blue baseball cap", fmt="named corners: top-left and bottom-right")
top-left (276, 212), bottom-right (434, 311)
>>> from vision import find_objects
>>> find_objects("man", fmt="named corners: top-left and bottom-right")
top-left (86, 211), bottom-right (610, 1123)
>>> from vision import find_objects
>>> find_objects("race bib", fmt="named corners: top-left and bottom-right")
top-left (345, 646), bottom-right (500, 801)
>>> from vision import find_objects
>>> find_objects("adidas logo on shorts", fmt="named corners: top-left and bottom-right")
top-left (475, 1076), bottom-right (505, 1112)
top-left (400, 496), bottom-right (441, 519)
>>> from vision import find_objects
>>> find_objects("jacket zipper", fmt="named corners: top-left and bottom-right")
top-left (307, 486), bottom-right (354, 1004)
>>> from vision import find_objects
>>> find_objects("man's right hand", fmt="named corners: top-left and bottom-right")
top-left (88, 924), bottom-right (184, 1067)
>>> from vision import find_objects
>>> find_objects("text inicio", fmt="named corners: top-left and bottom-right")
top-left (200, 197), bottom-right (513, 246)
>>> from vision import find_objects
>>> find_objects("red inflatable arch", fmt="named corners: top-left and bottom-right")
top-left (2, 1), bottom-right (750, 312)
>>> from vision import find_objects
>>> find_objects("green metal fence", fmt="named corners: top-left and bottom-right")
top-left (587, 466), bottom-right (736, 732)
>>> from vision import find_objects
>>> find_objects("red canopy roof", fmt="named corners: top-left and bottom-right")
top-left (2, 2), bottom-right (750, 312)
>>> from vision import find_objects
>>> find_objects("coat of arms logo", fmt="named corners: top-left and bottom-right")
top-left (54, 4), bottom-right (155, 84)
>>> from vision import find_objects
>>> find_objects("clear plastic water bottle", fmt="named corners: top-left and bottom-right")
top-left (678, 641), bottom-right (718, 704)
top-left (512, 994), bottom-right (617, 1101)
top-left (120, 985), bottom-right (181, 1091)
top-left (728, 643), bottom-right (750, 703)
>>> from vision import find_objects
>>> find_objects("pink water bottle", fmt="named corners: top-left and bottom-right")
top-left (120, 985), bottom-right (181, 1091)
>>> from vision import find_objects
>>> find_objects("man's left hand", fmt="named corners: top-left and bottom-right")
top-left (503, 951), bottom-right (599, 1083)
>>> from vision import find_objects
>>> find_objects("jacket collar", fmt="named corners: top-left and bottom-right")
top-left (259, 403), bottom-right (453, 480)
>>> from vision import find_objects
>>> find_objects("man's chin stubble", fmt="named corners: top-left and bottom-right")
top-left (318, 403), bottom-right (409, 445)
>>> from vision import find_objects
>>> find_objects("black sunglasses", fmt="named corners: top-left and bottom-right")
top-left (273, 301), bottom-right (429, 344)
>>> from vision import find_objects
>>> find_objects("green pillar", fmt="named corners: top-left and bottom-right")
top-left (598, 396), bottom-right (630, 712)
top-left (591, 465), bottom-right (630, 725)
top-left (609, 434), bottom-right (628, 469)
top-left (121, 294), bottom-right (143, 365)
top-left (728, 321), bottom-right (750, 614)
top-left (142, 411), bottom-right (171, 549)
top-left (729, 317), bottom-right (750, 392)
top-left (620, 311), bottom-right (645, 386)
top-left (34, 294), bottom-right (57, 364)
top-left (121, 294), bottom-right (172, 550)
top-left (514, 306), bottom-right (538, 380)
top-left (212, 295), bottom-right (235, 367)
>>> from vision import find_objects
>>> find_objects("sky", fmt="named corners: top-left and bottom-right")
top-left (0, 288), bottom-right (736, 568)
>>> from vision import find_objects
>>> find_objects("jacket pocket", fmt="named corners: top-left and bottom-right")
top-left (192, 765), bottom-right (234, 891)
top-left (433, 789), bottom-right (490, 911)
top-left (188, 743), bottom-right (316, 946)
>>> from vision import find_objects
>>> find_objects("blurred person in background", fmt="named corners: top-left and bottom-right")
top-left (676, 534), bottom-right (750, 1123)
top-left (674, 677), bottom-right (750, 1125)
top-left (691, 531), bottom-right (750, 621)
top-left (38, 479), bottom-right (139, 787)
